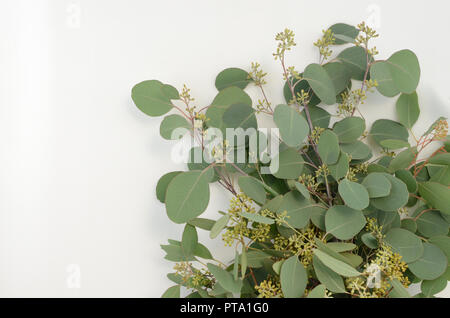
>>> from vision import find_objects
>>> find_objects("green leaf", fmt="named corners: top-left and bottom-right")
top-left (294, 182), bottom-right (311, 199)
top-left (131, 80), bottom-right (176, 117)
top-left (337, 46), bottom-right (372, 81)
top-left (240, 211), bottom-right (274, 225)
top-left (318, 130), bottom-right (340, 165)
top-left (270, 148), bottom-right (305, 179)
top-left (408, 243), bottom-right (448, 280)
top-left (241, 249), bottom-right (248, 277)
top-left (371, 174), bottom-right (409, 211)
top-left (307, 284), bottom-right (327, 298)
top-left (156, 171), bottom-right (182, 203)
top-left (338, 179), bottom-right (370, 210)
top-left (401, 219), bottom-right (417, 233)
top-left (327, 242), bottom-right (357, 253)
top-left (161, 244), bottom-right (194, 262)
top-left (313, 255), bottom-right (346, 293)
top-left (284, 77), bottom-right (321, 106)
top-left (323, 62), bottom-right (351, 94)
top-left (207, 263), bottom-right (243, 294)
top-left (428, 236), bottom-right (450, 260)
top-left (160, 114), bottom-right (191, 140)
top-left (195, 243), bottom-right (213, 260)
top-left (379, 139), bottom-right (410, 150)
top-left (389, 279), bottom-right (411, 298)
top-left (222, 103), bottom-right (257, 130)
top-left (329, 23), bottom-right (359, 44)
top-left (370, 119), bottom-right (409, 147)
top-left (329, 152), bottom-right (349, 181)
top-left (362, 172), bottom-right (392, 198)
top-left (233, 250), bottom-right (239, 280)
top-left (388, 147), bottom-right (417, 172)
top-left (325, 205), bottom-right (366, 240)
top-left (301, 106), bottom-right (331, 129)
top-left (181, 224), bottom-right (198, 257)
top-left (313, 249), bottom-right (361, 277)
top-left (165, 170), bottom-right (211, 224)
top-left (273, 104), bottom-right (309, 147)
top-left (303, 63), bottom-right (336, 105)
top-left (238, 176), bottom-right (267, 205)
top-left (386, 49), bottom-right (421, 94)
top-left (384, 228), bottom-right (424, 263)
top-left (418, 182), bottom-right (450, 215)
top-left (161, 285), bottom-right (180, 298)
top-left (215, 68), bottom-right (251, 91)
top-left (276, 191), bottom-right (323, 229)
top-left (340, 141), bottom-right (371, 161)
top-left (362, 233), bottom-right (379, 249)
top-left (370, 61), bottom-right (400, 97)
top-left (205, 87), bottom-right (252, 132)
top-left (244, 250), bottom-right (271, 268)
top-left (416, 210), bottom-right (449, 238)
top-left (210, 215), bottom-right (230, 239)
top-left (272, 260), bottom-right (284, 275)
top-left (333, 117), bottom-right (365, 143)
top-left (395, 169), bottom-right (418, 193)
top-left (188, 218), bottom-right (215, 231)
top-left (421, 277), bottom-right (448, 297)
top-left (280, 255), bottom-right (307, 298)
top-left (396, 92), bottom-right (420, 129)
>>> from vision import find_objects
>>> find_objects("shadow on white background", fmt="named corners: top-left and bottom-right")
top-left (0, 0), bottom-right (449, 297)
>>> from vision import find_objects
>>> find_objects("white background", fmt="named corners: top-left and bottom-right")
top-left (1, 0), bottom-right (449, 297)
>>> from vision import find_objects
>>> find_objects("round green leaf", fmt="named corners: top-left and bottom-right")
top-left (333, 117), bottom-right (365, 143)
top-left (384, 228), bottom-right (424, 263)
top-left (301, 106), bottom-right (331, 129)
top-left (270, 148), bottom-right (305, 179)
top-left (215, 68), bottom-right (251, 91)
top-left (205, 87), bottom-right (252, 132)
top-left (396, 92), bottom-right (420, 129)
top-left (421, 277), bottom-right (448, 297)
top-left (280, 255), bottom-right (307, 298)
top-left (386, 49), bottom-right (420, 94)
top-left (323, 62), bottom-right (351, 94)
top-left (371, 174), bottom-right (409, 211)
top-left (408, 243), bottom-right (447, 280)
top-left (329, 152), bottom-right (349, 181)
top-left (165, 171), bottom-right (211, 224)
top-left (276, 191), bottom-right (322, 229)
top-left (273, 104), bottom-right (309, 147)
top-left (303, 63), bottom-right (336, 105)
top-left (370, 61), bottom-right (400, 97)
top-left (238, 176), bottom-right (266, 205)
top-left (370, 119), bottom-right (409, 147)
top-left (160, 114), bottom-right (191, 140)
top-left (340, 141), bottom-right (371, 161)
top-left (156, 171), bottom-right (183, 203)
top-left (428, 236), bottom-right (450, 261)
top-left (418, 182), bottom-right (450, 216)
top-left (362, 172), bottom-right (392, 198)
top-left (401, 219), bottom-right (417, 233)
top-left (318, 130), bottom-right (340, 165)
top-left (329, 23), bottom-right (359, 44)
top-left (337, 46), bottom-right (373, 81)
top-left (222, 103), bottom-right (257, 130)
top-left (338, 179), bottom-right (370, 210)
top-left (325, 205), bottom-right (366, 240)
top-left (131, 80), bottom-right (175, 117)
top-left (307, 284), bottom-right (327, 298)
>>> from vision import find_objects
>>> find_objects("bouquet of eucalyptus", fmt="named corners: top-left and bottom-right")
top-left (132, 22), bottom-right (450, 298)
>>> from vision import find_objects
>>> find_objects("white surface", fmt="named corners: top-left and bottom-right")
top-left (0, 0), bottom-right (449, 297)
